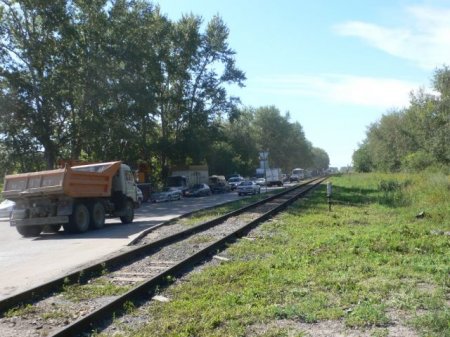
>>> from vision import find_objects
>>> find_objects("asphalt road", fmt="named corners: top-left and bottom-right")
top-left (0, 190), bottom-right (262, 300)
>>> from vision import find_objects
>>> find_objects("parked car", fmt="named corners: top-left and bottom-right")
top-left (237, 181), bottom-right (261, 196)
top-left (185, 183), bottom-right (212, 197)
top-left (211, 181), bottom-right (231, 193)
top-left (209, 175), bottom-right (231, 194)
top-left (255, 177), bottom-right (266, 186)
top-left (150, 187), bottom-right (182, 202)
top-left (137, 188), bottom-right (144, 206)
top-left (228, 176), bottom-right (245, 190)
top-left (0, 199), bottom-right (15, 218)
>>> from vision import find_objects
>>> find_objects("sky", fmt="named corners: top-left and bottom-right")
top-left (157, 0), bottom-right (450, 168)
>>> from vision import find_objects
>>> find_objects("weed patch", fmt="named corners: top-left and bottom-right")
top-left (62, 279), bottom-right (131, 302)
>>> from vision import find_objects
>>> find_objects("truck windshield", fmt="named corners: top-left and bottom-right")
top-left (72, 163), bottom-right (113, 172)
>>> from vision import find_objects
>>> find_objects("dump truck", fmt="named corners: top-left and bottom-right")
top-left (2, 161), bottom-right (140, 237)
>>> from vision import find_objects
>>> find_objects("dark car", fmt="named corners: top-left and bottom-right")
top-left (185, 183), bottom-right (212, 197)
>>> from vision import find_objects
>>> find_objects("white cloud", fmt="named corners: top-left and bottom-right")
top-left (333, 5), bottom-right (450, 69)
top-left (251, 74), bottom-right (417, 109)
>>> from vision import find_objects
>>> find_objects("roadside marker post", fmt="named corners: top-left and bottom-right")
top-left (327, 182), bottom-right (332, 211)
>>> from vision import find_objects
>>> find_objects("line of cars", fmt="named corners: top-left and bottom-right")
top-left (150, 183), bottom-right (212, 202)
top-left (149, 174), bottom-right (266, 203)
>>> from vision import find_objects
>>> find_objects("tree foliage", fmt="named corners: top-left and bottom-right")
top-left (1, 0), bottom-right (328, 180)
top-left (217, 106), bottom-right (328, 177)
top-left (353, 67), bottom-right (450, 173)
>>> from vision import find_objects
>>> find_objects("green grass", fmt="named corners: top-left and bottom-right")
top-left (62, 278), bottom-right (131, 302)
top-left (111, 173), bottom-right (450, 336)
top-left (5, 303), bottom-right (38, 318)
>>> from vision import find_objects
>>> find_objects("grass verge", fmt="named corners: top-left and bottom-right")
top-left (111, 173), bottom-right (450, 337)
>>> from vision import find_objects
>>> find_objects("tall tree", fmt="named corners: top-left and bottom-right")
top-left (352, 141), bottom-right (373, 172)
top-left (252, 106), bottom-right (313, 172)
top-left (154, 14), bottom-right (246, 172)
top-left (352, 66), bottom-right (450, 172)
top-left (214, 108), bottom-right (259, 176)
top-left (311, 147), bottom-right (330, 171)
top-left (0, 0), bottom-right (74, 168)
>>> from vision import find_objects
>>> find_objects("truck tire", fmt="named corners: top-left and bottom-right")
top-left (120, 200), bottom-right (134, 224)
top-left (89, 201), bottom-right (105, 229)
top-left (65, 203), bottom-right (90, 233)
top-left (16, 225), bottom-right (43, 237)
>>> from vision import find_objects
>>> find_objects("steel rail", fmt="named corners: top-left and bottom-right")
top-left (0, 177), bottom-right (325, 316)
top-left (49, 177), bottom-right (326, 337)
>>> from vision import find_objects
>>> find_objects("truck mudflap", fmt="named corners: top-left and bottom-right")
top-left (11, 216), bottom-right (69, 227)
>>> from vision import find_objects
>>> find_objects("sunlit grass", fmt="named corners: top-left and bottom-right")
top-left (62, 278), bottom-right (131, 302)
top-left (113, 173), bottom-right (450, 337)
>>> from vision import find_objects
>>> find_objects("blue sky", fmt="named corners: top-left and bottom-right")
top-left (158, 0), bottom-right (449, 168)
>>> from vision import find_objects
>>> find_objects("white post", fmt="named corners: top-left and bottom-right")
top-left (259, 151), bottom-right (269, 193)
top-left (327, 182), bottom-right (332, 211)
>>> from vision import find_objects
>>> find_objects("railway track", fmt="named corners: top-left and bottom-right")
top-left (0, 177), bottom-right (326, 337)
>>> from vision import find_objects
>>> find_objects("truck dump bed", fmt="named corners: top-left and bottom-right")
top-left (2, 161), bottom-right (122, 200)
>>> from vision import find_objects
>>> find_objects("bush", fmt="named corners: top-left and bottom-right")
top-left (402, 151), bottom-right (435, 172)
top-left (378, 179), bottom-right (411, 207)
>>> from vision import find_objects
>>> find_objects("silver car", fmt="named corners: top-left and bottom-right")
top-left (0, 199), bottom-right (15, 218)
top-left (228, 176), bottom-right (245, 190)
top-left (237, 181), bottom-right (261, 196)
top-left (150, 187), bottom-right (182, 202)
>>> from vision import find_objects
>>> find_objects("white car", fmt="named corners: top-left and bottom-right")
top-left (237, 181), bottom-right (261, 196)
top-left (150, 187), bottom-right (182, 203)
top-left (255, 178), bottom-right (266, 186)
top-left (0, 199), bottom-right (15, 218)
top-left (137, 188), bottom-right (144, 206)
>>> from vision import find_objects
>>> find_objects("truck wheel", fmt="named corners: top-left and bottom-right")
top-left (66, 203), bottom-right (90, 233)
top-left (16, 225), bottom-right (43, 237)
top-left (90, 201), bottom-right (105, 229)
top-left (120, 200), bottom-right (134, 224)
